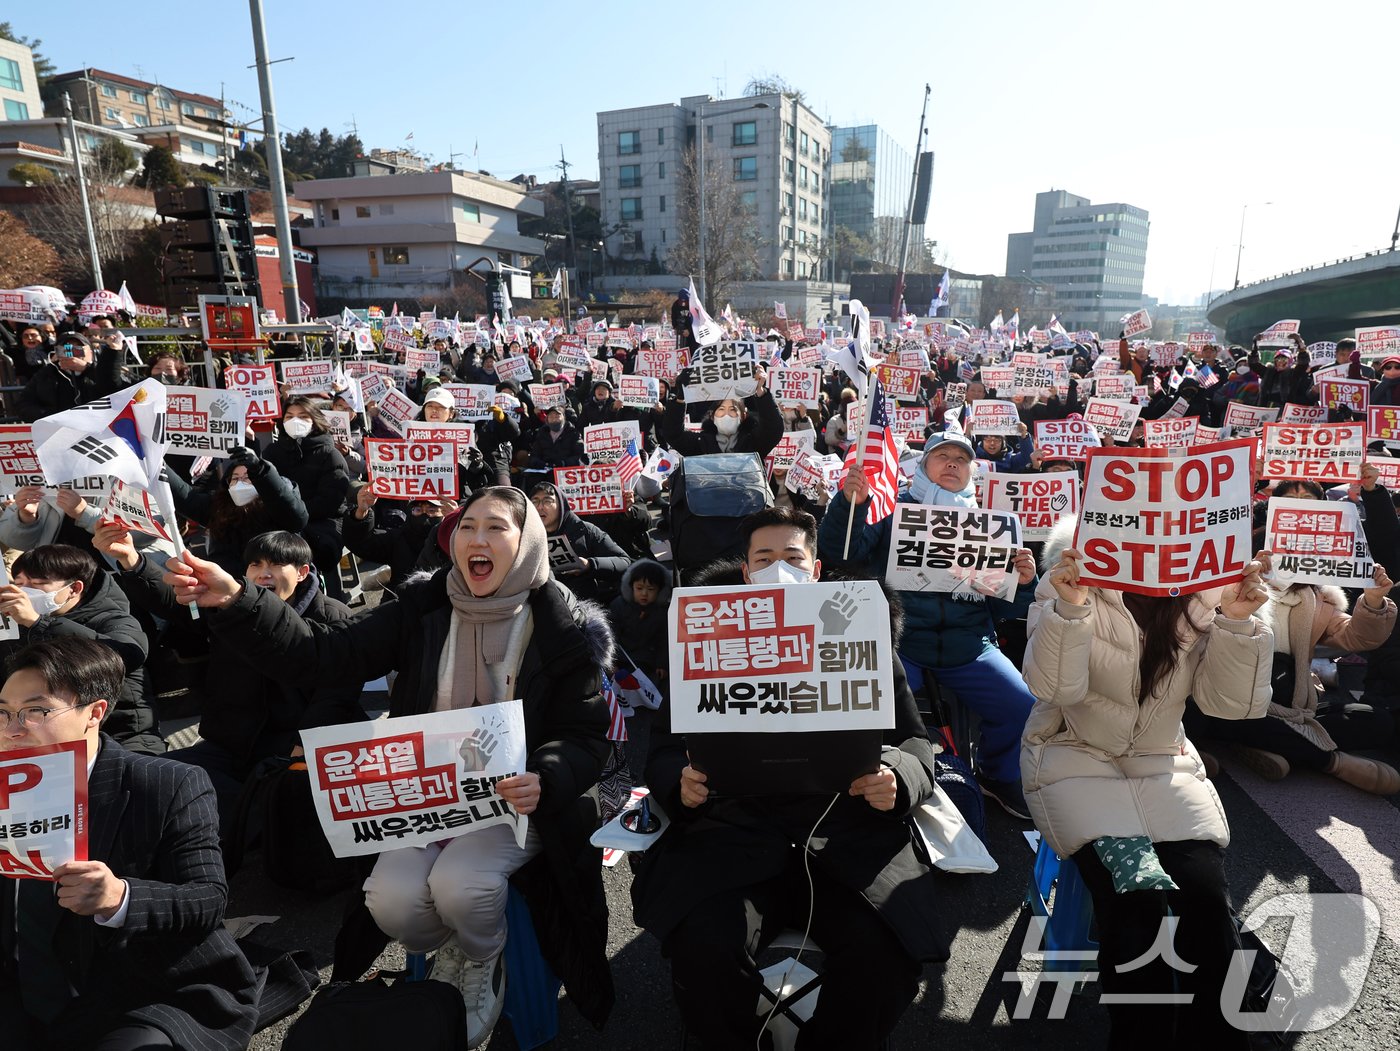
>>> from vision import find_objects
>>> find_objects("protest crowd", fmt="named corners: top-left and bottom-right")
top-left (0, 278), bottom-right (1397, 1049)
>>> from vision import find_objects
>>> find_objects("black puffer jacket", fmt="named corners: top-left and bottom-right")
top-left (262, 430), bottom-right (351, 525)
top-left (537, 482), bottom-right (631, 604)
top-left (202, 569), bottom-right (616, 1028)
top-left (661, 388), bottom-right (783, 459)
top-left (15, 345), bottom-right (125, 422)
top-left (1, 569), bottom-right (161, 753)
top-left (165, 459), bottom-right (308, 575)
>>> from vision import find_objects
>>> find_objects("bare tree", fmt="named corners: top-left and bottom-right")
top-left (25, 145), bottom-right (152, 289)
top-left (0, 212), bottom-right (60, 287)
top-left (668, 146), bottom-right (765, 310)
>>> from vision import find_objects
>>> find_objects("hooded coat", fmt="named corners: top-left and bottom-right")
top-left (165, 458), bottom-right (308, 575)
top-left (630, 561), bottom-right (946, 963)
top-left (1021, 518), bottom-right (1273, 857)
top-left (261, 428), bottom-right (351, 525)
top-left (202, 568), bottom-right (616, 1027)
top-left (607, 559), bottom-right (671, 676)
top-left (537, 482), bottom-right (631, 604)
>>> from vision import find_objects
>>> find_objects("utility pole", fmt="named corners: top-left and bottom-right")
top-left (63, 93), bottom-right (104, 291)
top-left (248, 0), bottom-right (301, 322)
top-left (558, 145), bottom-right (578, 283)
top-left (890, 84), bottom-right (931, 322)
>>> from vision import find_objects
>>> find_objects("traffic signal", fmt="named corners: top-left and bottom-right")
top-left (155, 187), bottom-right (261, 309)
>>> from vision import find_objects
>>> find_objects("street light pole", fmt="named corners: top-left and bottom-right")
top-left (697, 101), bottom-right (708, 306)
top-left (63, 93), bottom-right (103, 291)
top-left (248, 0), bottom-right (302, 322)
top-left (1232, 201), bottom-right (1272, 291)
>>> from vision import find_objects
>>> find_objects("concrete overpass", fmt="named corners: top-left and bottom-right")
top-left (1205, 249), bottom-right (1400, 346)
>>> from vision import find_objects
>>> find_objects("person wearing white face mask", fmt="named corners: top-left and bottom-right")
top-left (263, 396), bottom-right (353, 601)
top-left (0, 543), bottom-right (164, 754)
top-left (634, 506), bottom-right (941, 1048)
top-left (661, 365), bottom-right (784, 460)
top-left (819, 428), bottom-right (1042, 820)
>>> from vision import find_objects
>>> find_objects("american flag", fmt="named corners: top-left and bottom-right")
top-left (601, 673), bottom-right (628, 741)
top-left (1196, 364), bottom-right (1219, 389)
top-left (842, 379), bottom-right (900, 524)
top-left (615, 438), bottom-right (643, 489)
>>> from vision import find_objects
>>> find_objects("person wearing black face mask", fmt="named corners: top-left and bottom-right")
top-left (147, 350), bottom-right (188, 387)
top-left (580, 380), bottom-right (622, 429)
top-left (528, 406), bottom-right (585, 470)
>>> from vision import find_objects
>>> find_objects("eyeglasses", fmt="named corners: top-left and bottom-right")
top-left (0, 704), bottom-right (84, 729)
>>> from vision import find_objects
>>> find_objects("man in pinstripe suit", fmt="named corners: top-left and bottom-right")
top-left (0, 637), bottom-right (259, 1050)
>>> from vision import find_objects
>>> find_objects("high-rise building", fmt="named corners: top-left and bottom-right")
top-left (596, 93), bottom-right (832, 282)
top-left (828, 124), bottom-right (927, 278)
top-left (1006, 189), bottom-right (1149, 335)
top-left (0, 40), bottom-right (42, 122)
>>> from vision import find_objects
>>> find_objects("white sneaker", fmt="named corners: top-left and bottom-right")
top-left (427, 942), bottom-right (467, 988)
top-left (459, 951), bottom-right (506, 1048)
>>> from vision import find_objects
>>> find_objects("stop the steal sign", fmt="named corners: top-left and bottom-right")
top-left (0, 739), bottom-right (88, 880)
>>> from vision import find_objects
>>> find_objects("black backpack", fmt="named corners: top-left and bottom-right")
top-left (667, 452), bottom-right (773, 582)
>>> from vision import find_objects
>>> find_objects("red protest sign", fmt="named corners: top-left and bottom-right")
top-left (1261, 422), bottom-right (1364, 482)
top-left (0, 739), bottom-right (88, 880)
top-left (1316, 377), bottom-right (1369, 415)
top-left (554, 465), bottom-right (623, 514)
top-left (1073, 440), bottom-right (1254, 596)
top-left (365, 439), bottom-right (459, 499)
top-left (224, 364), bottom-right (280, 421)
top-left (1034, 418), bottom-right (1097, 460)
top-left (1369, 406), bottom-right (1400, 443)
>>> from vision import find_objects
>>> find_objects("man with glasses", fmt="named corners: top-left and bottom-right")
top-left (0, 637), bottom-right (257, 1051)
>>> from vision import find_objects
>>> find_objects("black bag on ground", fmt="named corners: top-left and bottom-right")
top-left (238, 939), bottom-right (322, 1031)
top-left (283, 977), bottom-right (468, 1051)
top-left (224, 755), bottom-right (357, 895)
top-left (667, 452), bottom-right (773, 581)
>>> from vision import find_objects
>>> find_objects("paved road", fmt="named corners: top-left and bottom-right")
top-left (233, 703), bottom-right (1400, 1049)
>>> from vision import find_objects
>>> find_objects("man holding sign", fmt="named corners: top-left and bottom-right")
top-left (0, 637), bottom-right (258, 1049)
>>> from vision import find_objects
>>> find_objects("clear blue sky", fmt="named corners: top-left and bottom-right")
top-left (17, 0), bottom-right (1399, 308)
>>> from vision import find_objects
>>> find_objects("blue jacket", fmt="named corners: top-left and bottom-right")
top-left (975, 438), bottom-right (1034, 473)
top-left (818, 490), bottom-right (1037, 668)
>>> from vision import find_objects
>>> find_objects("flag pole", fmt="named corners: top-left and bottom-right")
top-left (841, 387), bottom-right (874, 562)
top-left (153, 478), bottom-right (200, 621)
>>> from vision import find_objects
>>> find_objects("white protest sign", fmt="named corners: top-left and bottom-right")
top-left (365, 439), bottom-right (459, 499)
top-left (634, 347), bottom-right (680, 381)
top-left (1316, 376), bottom-right (1369, 415)
top-left (1265, 498), bottom-right (1375, 590)
top-left (980, 366), bottom-right (1014, 395)
top-left (967, 400), bottom-right (1021, 437)
top-left (1279, 403), bottom-right (1327, 425)
top-left (769, 367), bottom-right (821, 409)
top-left (358, 371), bottom-right (391, 409)
top-left (0, 288), bottom-right (65, 324)
top-left (224, 364), bottom-right (280, 421)
top-left (375, 387), bottom-right (420, 437)
top-left (554, 341), bottom-right (593, 374)
top-left (1193, 424), bottom-right (1225, 446)
top-left (0, 425), bottom-right (44, 493)
top-left (1011, 353), bottom-right (1054, 397)
top-left (406, 422), bottom-right (476, 467)
top-left (584, 421), bottom-right (642, 466)
top-left (1035, 418), bottom-right (1098, 460)
top-left (528, 382), bottom-right (566, 410)
top-left (300, 703), bottom-right (527, 858)
top-left (786, 449), bottom-right (843, 503)
top-left (442, 383), bottom-right (496, 421)
top-left (983, 472), bottom-right (1080, 541)
top-left (1356, 326), bottom-right (1400, 357)
top-left (1095, 374), bottom-right (1135, 400)
top-left (164, 386), bottom-right (248, 457)
top-left (765, 430), bottom-right (815, 476)
top-left (554, 465), bottom-right (623, 514)
top-left (495, 355), bottom-right (534, 383)
top-left (684, 343), bottom-right (759, 403)
top-left (1073, 441), bottom-right (1254, 596)
top-left (1120, 308), bottom-right (1153, 339)
top-left (279, 359), bottom-right (336, 395)
top-left (1261, 422), bottom-right (1364, 482)
top-left (405, 348), bottom-right (441, 374)
top-left (1306, 341), bottom-right (1338, 368)
top-left (1143, 416), bottom-right (1199, 451)
top-left (1222, 402), bottom-right (1279, 438)
top-left (1366, 457), bottom-right (1400, 489)
top-left (668, 580), bottom-right (896, 734)
top-left (99, 479), bottom-right (170, 540)
top-left (324, 410), bottom-right (352, 444)
top-left (547, 534), bottom-right (583, 572)
top-left (617, 375), bottom-right (659, 409)
top-left (884, 506), bottom-right (1024, 599)
top-left (1084, 397), bottom-right (1142, 441)
top-left (891, 406), bottom-right (930, 444)
top-left (0, 740), bottom-right (88, 879)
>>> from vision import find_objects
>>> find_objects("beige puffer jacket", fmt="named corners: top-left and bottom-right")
top-left (1021, 519), bottom-right (1273, 858)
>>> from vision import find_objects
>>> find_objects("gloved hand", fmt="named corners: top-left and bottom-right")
top-left (490, 405), bottom-right (506, 422)
top-left (226, 445), bottom-right (264, 475)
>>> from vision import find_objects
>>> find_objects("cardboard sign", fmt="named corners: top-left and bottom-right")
top-left (617, 375), bottom-right (660, 409)
top-left (554, 465), bottom-right (624, 515)
top-left (1356, 326), bottom-right (1400, 357)
top-left (1316, 377), bottom-right (1369, 415)
top-left (0, 740), bottom-right (88, 880)
top-left (405, 348), bottom-right (441, 374)
top-left (1279, 403), bottom-right (1327, 425)
top-left (1143, 416), bottom-right (1199, 451)
top-left (1222, 402), bottom-right (1279, 438)
top-left (885, 506), bottom-right (1024, 599)
top-left (528, 382), bottom-right (566, 410)
top-left (547, 534), bottom-right (583, 572)
top-left (0, 425), bottom-right (44, 493)
top-left (1261, 423), bottom-right (1364, 482)
top-left (1264, 498), bottom-right (1374, 590)
top-left (1083, 398), bottom-right (1142, 441)
top-left (365, 439), bottom-right (459, 499)
top-left (983, 472), bottom-right (1079, 541)
top-left (769, 367), bottom-right (821, 409)
top-left (1074, 441), bottom-right (1254, 596)
top-left (980, 366), bottom-right (1014, 395)
top-left (667, 581), bottom-right (896, 734)
top-left (300, 703), bottom-right (527, 858)
top-left (375, 387), bottom-right (420, 437)
top-left (224, 364), bottom-right (280, 421)
top-left (442, 383), bottom-right (496, 421)
top-left (1120, 308), bottom-right (1153, 339)
top-left (876, 363), bottom-right (921, 400)
top-left (495, 355), bottom-right (534, 383)
top-left (584, 421), bottom-right (642, 466)
top-left (685, 343), bottom-right (760, 403)
top-left (164, 386), bottom-right (248, 457)
top-left (1034, 418), bottom-right (1097, 461)
top-left (968, 400), bottom-right (1021, 437)
top-left (765, 430), bottom-right (815, 476)
top-left (280, 359), bottom-right (336, 395)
